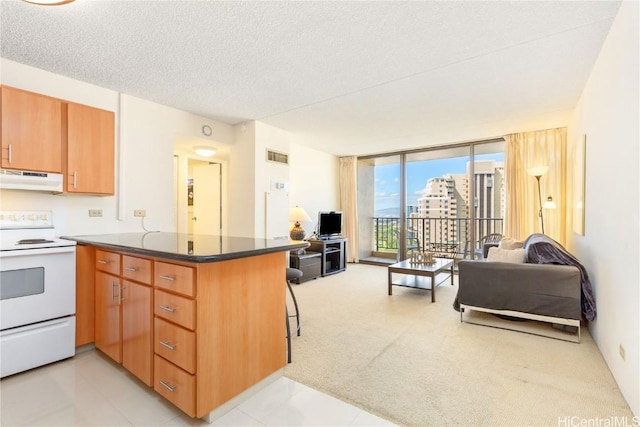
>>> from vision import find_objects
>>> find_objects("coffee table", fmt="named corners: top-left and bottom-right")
top-left (388, 258), bottom-right (454, 302)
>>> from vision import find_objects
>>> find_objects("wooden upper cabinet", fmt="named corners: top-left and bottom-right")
top-left (0, 86), bottom-right (62, 173)
top-left (65, 102), bottom-right (115, 195)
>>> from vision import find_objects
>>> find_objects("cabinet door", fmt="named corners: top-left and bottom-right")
top-left (95, 271), bottom-right (122, 363)
top-left (66, 102), bottom-right (114, 195)
top-left (122, 280), bottom-right (153, 386)
top-left (1, 86), bottom-right (62, 172)
top-left (76, 244), bottom-right (95, 346)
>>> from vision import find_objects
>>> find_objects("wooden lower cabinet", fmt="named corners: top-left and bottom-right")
top-left (122, 280), bottom-right (153, 386)
top-left (95, 270), bottom-right (122, 363)
top-left (94, 251), bottom-right (152, 386)
top-left (89, 246), bottom-right (287, 420)
top-left (194, 253), bottom-right (285, 417)
top-left (76, 244), bottom-right (95, 346)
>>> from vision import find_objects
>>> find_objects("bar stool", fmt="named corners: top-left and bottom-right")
top-left (286, 267), bottom-right (302, 363)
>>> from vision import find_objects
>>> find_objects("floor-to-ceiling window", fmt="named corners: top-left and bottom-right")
top-left (357, 155), bottom-right (401, 263)
top-left (358, 139), bottom-right (505, 265)
top-left (406, 146), bottom-right (471, 259)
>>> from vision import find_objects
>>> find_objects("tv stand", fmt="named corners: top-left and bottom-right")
top-left (308, 237), bottom-right (347, 276)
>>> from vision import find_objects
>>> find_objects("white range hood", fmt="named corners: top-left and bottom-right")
top-left (0, 169), bottom-right (63, 192)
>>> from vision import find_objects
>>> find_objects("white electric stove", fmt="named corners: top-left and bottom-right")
top-left (0, 211), bottom-right (77, 378)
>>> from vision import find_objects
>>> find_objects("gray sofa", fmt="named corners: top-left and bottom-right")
top-left (454, 234), bottom-right (596, 342)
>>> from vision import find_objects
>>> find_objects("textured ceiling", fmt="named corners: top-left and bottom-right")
top-left (0, 0), bottom-right (621, 156)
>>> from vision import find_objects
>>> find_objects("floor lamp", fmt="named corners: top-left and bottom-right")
top-left (527, 166), bottom-right (549, 234)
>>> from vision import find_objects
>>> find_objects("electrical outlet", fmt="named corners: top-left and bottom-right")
top-left (88, 209), bottom-right (103, 217)
top-left (619, 344), bottom-right (626, 361)
top-left (134, 210), bottom-right (146, 217)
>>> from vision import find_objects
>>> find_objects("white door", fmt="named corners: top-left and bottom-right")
top-left (192, 163), bottom-right (221, 235)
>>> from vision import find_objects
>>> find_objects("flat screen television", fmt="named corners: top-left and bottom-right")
top-left (318, 211), bottom-right (342, 239)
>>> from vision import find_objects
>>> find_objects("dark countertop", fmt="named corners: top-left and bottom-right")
top-left (63, 232), bottom-right (309, 263)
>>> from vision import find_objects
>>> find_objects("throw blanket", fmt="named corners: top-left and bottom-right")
top-left (525, 234), bottom-right (597, 321)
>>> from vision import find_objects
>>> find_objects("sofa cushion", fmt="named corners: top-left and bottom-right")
top-left (486, 247), bottom-right (526, 263)
top-left (498, 237), bottom-right (524, 250)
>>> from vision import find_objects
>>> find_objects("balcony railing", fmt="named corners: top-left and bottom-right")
top-left (373, 216), bottom-right (504, 258)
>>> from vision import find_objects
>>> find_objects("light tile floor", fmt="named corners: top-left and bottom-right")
top-left (0, 350), bottom-right (396, 426)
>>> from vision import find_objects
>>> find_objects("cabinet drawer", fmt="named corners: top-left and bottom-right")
top-left (155, 262), bottom-right (195, 297)
top-left (122, 255), bottom-right (152, 284)
top-left (154, 290), bottom-right (195, 330)
top-left (154, 355), bottom-right (195, 417)
top-left (154, 317), bottom-right (196, 374)
top-left (95, 250), bottom-right (120, 275)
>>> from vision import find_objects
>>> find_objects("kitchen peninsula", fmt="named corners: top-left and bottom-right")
top-left (65, 232), bottom-right (309, 421)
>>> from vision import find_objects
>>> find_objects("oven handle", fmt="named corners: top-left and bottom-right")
top-left (0, 245), bottom-right (76, 258)
top-left (0, 316), bottom-right (73, 337)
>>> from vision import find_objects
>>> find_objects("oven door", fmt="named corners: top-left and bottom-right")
top-left (0, 246), bottom-right (76, 330)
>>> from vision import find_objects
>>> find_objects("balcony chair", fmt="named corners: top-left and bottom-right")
top-left (395, 229), bottom-right (421, 261)
top-left (464, 233), bottom-right (503, 259)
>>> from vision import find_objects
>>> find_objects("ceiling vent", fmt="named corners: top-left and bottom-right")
top-left (266, 149), bottom-right (288, 165)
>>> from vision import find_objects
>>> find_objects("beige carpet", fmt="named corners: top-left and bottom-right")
top-left (283, 263), bottom-right (634, 427)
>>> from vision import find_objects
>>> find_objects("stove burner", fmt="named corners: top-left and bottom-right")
top-left (16, 239), bottom-right (55, 245)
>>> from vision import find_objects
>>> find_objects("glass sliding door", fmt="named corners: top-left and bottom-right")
top-left (468, 141), bottom-right (506, 258)
top-left (406, 146), bottom-right (471, 259)
top-left (356, 138), bottom-right (505, 265)
top-left (357, 155), bottom-right (401, 263)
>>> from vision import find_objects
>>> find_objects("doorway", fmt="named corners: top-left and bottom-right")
top-left (174, 136), bottom-right (228, 235)
top-left (190, 162), bottom-right (222, 235)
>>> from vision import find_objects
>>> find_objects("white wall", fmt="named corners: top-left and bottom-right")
top-left (255, 122), bottom-right (291, 239)
top-left (0, 59), bottom-right (230, 236)
top-left (227, 122), bottom-right (256, 237)
top-left (225, 121), bottom-right (339, 240)
top-left (288, 140), bottom-right (340, 238)
top-left (567, 2), bottom-right (639, 416)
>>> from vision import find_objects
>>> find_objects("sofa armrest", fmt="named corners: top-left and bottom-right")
top-left (458, 260), bottom-right (581, 320)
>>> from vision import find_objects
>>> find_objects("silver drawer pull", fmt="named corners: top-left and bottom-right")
top-left (124, 267), bottom-right (138, 272)
top-left (97, 260), bottom-right (109, 264)
top-left (159, 305), bottom-right (176, 313)
top-left (8, 144), bottom-right (12, 163)
top-left (159, 275), bottom-right (176, 281)
top-left (160, 340), bottom-right (176, 350)
top-left (159, 380), bottom-right (176, 392)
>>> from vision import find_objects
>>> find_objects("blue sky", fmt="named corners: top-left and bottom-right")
top-left (375, 153), bottom-right (504, 212)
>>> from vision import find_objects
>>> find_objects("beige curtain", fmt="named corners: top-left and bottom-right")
top-left (504, 128), bottom-right (567, 245)
top-left (339, 156), bottom-right (359, 262)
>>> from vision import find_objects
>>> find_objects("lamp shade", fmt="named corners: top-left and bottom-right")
top-left (526, 166), bottom-right (549, 177)
top-left (289, 206), bottom-right (311, 240)
top-left (543, 196), bottom-right (557, 209)
top-left (289, 206), bottom-right (311, 223)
